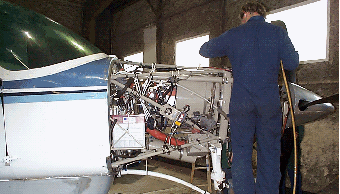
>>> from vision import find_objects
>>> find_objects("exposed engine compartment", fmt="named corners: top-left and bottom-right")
top-left (108, 61), bottom-right (232, 190)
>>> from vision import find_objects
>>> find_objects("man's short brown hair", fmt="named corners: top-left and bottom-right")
top-left (241, 2), bottom-right (267, 17)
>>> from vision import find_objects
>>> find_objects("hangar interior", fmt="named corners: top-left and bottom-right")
top-left (6, 0), bottom-right (338, 193)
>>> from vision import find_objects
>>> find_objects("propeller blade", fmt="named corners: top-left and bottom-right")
top-left (299, 94), bottom-right (339, 111)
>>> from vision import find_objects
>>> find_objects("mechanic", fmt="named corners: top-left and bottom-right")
top-left (199, 2), bottom-right (299, 193)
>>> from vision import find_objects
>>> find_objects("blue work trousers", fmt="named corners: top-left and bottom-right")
top-left (229, 87), bottom-right (282, 194)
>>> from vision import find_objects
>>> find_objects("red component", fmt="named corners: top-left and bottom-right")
top-left (171, 88), bottom-right (177, 96)
top-left (191, 128), bottom-right (201, 134)
top-left (146, 128), bottom-right (186, 146)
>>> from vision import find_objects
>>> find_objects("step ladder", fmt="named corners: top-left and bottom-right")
top-left (190, 154), bottom-right (212, 193)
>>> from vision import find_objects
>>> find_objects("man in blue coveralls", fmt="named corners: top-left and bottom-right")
top-left (199, 2), bottom-right (299, 193)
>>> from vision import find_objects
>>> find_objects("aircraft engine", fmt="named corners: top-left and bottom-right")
top-left (108, 61), bottom-right (232, 191)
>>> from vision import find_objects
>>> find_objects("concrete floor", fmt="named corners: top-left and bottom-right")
top-left (108, 157), bottom-right (339, 194)
top-left (109, 157), bottom-right (212, 194)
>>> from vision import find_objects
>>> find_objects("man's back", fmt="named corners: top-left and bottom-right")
top-left (199, 16), bottom-right (298, 98)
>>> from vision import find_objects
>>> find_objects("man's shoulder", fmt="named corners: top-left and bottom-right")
top-left (228, 24), bottom-right (247, 34)
top-left (223, 20), bottom-right (285, 37)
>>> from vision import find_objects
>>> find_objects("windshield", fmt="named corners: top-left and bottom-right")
top-left (0, 1), bottom-right (102, 71)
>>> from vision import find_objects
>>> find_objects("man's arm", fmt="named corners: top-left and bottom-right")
top-left (199, 32), bottom-right (229, 58)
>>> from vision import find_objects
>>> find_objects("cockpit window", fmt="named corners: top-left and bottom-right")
top-left (0, 1), bottom-right (102, 71)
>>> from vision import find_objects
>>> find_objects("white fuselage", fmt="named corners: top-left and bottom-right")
top-left (0, 54), bottom-right (113, 193)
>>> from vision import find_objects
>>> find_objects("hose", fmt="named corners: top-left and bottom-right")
top-left (146, 128), bottom-right (186, 146)
top-left (280, 61), bottom-right (298, 194)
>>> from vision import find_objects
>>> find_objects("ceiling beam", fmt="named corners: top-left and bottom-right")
top-left (83, 0), bottom-right (141, 44)
top-left (83, 0), bottom-right (115, 43)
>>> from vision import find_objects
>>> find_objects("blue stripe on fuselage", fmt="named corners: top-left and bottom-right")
top-left (3, 58), bottom-right (111, 89)
top-left (4, 90), bottom-right (107, 104)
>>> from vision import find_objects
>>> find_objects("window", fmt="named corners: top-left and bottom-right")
top-left (176, 35), bottom-right (209, 67)
top-left (124, 52), bottom-right (143, 63)
top-left (266, 0), bottom-right (328, 63)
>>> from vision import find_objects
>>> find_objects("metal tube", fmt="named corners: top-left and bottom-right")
top-left (148, 139), bottom-right (198, 163)
top-left (120, 169), bottom-right (210, 194)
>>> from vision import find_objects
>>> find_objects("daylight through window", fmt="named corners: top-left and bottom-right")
top-left (266, 0), bottom-right (328, 63)
top-left (124, 52), bottom-right (143, 63)
top-left (176, 35), bottom-right (209, 67)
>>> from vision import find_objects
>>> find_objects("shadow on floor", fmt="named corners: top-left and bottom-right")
top-left (283, 178), bottom-right (339, 194)
top-left (283, 187), bottom-right (316, 194)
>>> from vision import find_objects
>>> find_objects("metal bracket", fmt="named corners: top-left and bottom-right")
top-left (2, 156), bottom-right (19, 166)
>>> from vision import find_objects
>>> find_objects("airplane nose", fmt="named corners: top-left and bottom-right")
top-left (285, 83), bottom-right (336, 128)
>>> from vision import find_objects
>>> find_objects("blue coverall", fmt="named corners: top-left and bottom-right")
top-left (199, 16), bottom-right (299, 193)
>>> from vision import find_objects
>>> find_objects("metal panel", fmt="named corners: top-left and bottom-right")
top-left (0, 98), bottom-right (110, 179)
top-left (112, 115), bottom-right (145, 149)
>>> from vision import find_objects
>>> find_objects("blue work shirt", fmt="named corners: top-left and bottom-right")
top-left (200, 16), bottom-right (299, 102)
